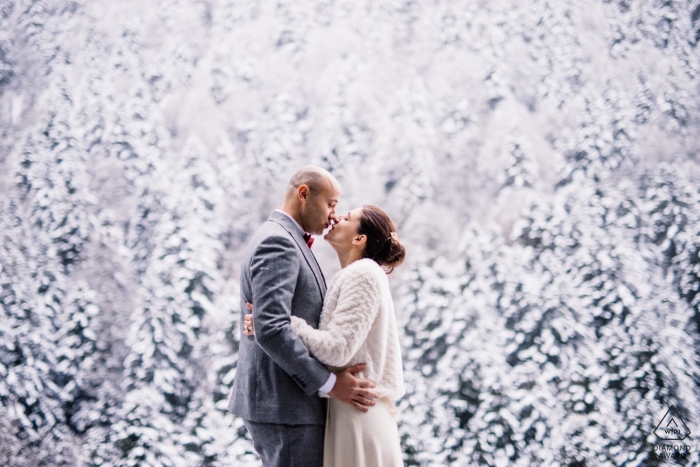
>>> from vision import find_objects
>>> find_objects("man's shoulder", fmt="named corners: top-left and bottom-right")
top-left (254, 220), bottom-right (298, 247)
top-left (243, 221), bottom-right (305, 266)
top-left (253, 217), bottom-right (282, 234)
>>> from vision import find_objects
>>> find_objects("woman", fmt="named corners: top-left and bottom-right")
top-left (244, 204), bottom-right (406, 467)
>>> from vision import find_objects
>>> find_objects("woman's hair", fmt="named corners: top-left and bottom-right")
top-left (357, 205), bottom-right (406, 273)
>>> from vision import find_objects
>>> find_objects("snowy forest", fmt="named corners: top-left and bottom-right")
top-left (1, 0), bottom-right (700, 465)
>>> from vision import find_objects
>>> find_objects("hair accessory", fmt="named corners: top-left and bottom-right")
top-left (390, 232), bottom-right (398, 242)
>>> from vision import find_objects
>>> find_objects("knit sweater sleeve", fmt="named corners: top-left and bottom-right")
top-left (290, 263), bottom-right (381, 367)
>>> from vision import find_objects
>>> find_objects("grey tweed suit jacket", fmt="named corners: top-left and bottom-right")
top-left (228, 210), bottom-right (331, 425)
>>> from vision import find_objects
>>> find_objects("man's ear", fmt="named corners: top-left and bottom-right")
top-left (298, 185), bottom-right (310, 203)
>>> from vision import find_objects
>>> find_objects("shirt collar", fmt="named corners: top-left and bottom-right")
top-left (274, 209), bottom-right (305, 236)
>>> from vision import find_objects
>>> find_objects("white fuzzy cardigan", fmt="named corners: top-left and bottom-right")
top-left (290, 258), bottom-right (406, 401)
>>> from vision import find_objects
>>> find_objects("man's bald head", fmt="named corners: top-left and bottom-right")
top-left (284, 165), bottom-right (339, 201)
top-left (281, 165), bottom-right (341, 235)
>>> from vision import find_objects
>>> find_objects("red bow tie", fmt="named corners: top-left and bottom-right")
top-left (303, 233), bottom-right (314, 249)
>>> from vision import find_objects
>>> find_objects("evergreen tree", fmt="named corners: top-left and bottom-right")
top-left (0, 120), bottom-right (101, 465)
top-left (398, 127), bottom-right (700, 465)
top-left (182, 139), bottom-right (259, 467)
top-left (103, 138), bottom-right (227, 467)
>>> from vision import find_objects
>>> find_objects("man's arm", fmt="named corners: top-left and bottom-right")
top-left (249, 234), bottom-right (331, 396)
top-left (244, 309), bottom-right (380, 411)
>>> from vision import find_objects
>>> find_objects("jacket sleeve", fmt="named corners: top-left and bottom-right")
top-left (250, 234), bottom-right (331, 396)
top-left (290, 264), bottom-right (381, 367)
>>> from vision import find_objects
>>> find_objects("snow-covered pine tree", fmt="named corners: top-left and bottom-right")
top-left (512, 177), bottom-right (699, 466)
top-left (181, 138), bottom-right (259, 467)
top-left (183, 286), bottom-right (259, 467)
top-left (397, 231), bottom-right (520, 466)
top-left (103, 138), bottom-right (228, 467)
top-left (398, 80), bottom-right (700, 463)
top-left (642, 166), bottom-right (700, 335)
top-left (0, 119), bottom-right (101, 465)
top-left (398, 158), bottom-right (700, 466)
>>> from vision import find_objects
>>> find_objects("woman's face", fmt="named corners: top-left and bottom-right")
top-left (324, 207), bottom-right (363, 249)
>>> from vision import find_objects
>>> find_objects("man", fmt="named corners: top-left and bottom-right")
top-left (229, 165), bottom-right (379, 466)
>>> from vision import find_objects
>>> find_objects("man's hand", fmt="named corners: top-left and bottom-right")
top-left (328, 364), bottom-right (379, 412)
top-left (243, 303), bottom-right (254, 336)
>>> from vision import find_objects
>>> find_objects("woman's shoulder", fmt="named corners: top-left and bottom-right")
top-left (343, 258), bottom-right (386, 282)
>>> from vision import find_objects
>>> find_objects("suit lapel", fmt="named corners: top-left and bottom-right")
top-left (269, 212), bottom-right (326, 300)
top-left (312, 253), bottom-right (327, 290)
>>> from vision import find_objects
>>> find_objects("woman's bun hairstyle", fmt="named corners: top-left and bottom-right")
top-left (357, 205), bottom-right (406, 273)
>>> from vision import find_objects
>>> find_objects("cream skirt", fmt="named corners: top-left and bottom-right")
top-left (323, 397), bottom-right (404, 467)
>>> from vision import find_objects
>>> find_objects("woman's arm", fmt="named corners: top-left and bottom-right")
top-left (291, 266), bottom-right (381, 367)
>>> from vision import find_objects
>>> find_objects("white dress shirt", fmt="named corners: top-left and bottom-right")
top-left (273, 209), bottom-right (336, 395)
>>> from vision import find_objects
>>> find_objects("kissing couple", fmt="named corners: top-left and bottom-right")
top-left (228, 165), bottom-right (406, 467)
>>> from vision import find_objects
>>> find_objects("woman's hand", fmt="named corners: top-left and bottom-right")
top-left (242, 303), bottom-right (254, 336)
